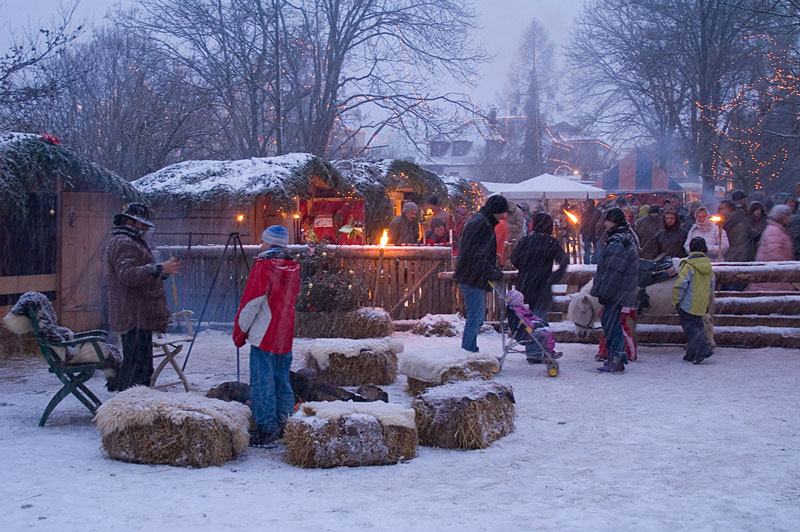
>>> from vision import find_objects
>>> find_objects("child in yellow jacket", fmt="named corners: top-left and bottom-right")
top-left (673, 237), bottom-right (715, 364)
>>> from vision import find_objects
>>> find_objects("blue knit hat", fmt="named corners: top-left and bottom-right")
top-left (261, 225), bottom-right (290, 247)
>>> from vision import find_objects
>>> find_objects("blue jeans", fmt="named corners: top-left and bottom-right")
top-left (249, 346), bottom-right (294, 432)
top-left (600, 301), bottom-right (627, 363)
top-left (584, 238), bottom-right (598, 264)
top-left (459, 283), bottom-right (486, 352)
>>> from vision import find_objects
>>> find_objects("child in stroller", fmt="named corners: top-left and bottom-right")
top-left (502, 289), bottom-right (562, 375)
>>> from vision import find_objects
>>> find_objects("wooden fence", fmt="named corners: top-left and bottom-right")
top-left (156, 244), bottom-right (457, 324)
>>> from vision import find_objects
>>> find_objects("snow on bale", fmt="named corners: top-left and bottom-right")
top-left (411, 313), bottom-right (494, 337)
top-left (95, 386), bottom-right (251, 468)
top-left (413, 380), bottom-right (515, 450)
top-left (399, 348), bottom-right (499, 396)
top-left (294, 307), bottom-right (393, 339)
top-left (298, 337), bottom-right (402, 386)
top-left (284, 401), bottom-right (417, 468)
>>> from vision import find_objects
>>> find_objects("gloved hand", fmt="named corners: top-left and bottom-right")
top-left (233, 331), bottom-right (247, 348)
top-left (598, 296), bottom-right (609, 306)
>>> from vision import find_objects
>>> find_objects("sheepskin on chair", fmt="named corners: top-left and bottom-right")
top-left (284, 401), bottom-right (418, 468)
top-left (3, 292), bottom-right (122, 390)
top-left (95, 386), bottom-right (252, 468)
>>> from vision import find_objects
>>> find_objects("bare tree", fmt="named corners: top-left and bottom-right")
top-left (566, 0), bottom-right (779, 200)
top-left (16, 26), bottom-right (214, 179)
top-left (120, 0), bottom-right (485, 158)
top-left (0, 1), bottom-right (84, 128)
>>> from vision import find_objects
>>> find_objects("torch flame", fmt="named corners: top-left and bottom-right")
top-left (293, 213), bottom-right (300, 219)
top-left (236, 214), bottom-right (245, 223)
top-left (710, 215), bottom-right (722, 223)
top-left (379, 229), bottom-right (389, 248)
top-left (564, 210), bottom-right (579, 224)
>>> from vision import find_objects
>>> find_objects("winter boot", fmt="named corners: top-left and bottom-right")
top-left (597, 351), bottom-right (626, 373)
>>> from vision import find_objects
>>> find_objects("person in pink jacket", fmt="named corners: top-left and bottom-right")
top-left (748, 205), bottom-right (797, 292)
top-left (233, 225), bottom-right (301, 445)
top-left (684, 205), bottom-right (729, 261)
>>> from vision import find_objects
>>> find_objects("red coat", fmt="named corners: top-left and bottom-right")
top-left (233, 249), bottom-right (301, 353)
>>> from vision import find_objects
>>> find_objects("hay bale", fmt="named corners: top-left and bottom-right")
top-left (413, 380), bottom-right (515, 449)
top-left (295, 308), bottom-right (393, 339)
top-left (284, 401), bottom-right (417, 468)
top-left (299, 337), bottom-right (402, 386)
top-left (95, 386), bottom-right (251, 468)
top-left (400, 348), bottom-right (499, 395)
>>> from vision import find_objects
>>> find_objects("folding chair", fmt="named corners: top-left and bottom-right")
top-left (27, 308), bottom-right (108, 427)
top-left (150, 310), bottom-right (193, 392)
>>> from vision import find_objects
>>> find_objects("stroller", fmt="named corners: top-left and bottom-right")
top-left (493, 284), bottom-right (561, 377)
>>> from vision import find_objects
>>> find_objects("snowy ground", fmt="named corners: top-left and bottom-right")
top-left (1, 329), bottom-right (799, 531)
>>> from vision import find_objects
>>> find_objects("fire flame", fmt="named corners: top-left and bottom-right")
top-left (236, 214), bottom-right (245, 222)
top-left (564, 210), bottom-right (579, 224)
top-left (710, 215), bottom-right (722, 223)
top-left (293, 213), bottom-right (300, 219)
top-left (379, 229), bottom-right (389, 248)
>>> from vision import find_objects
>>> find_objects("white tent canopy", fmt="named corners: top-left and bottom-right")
top-left (481, 174), bottom-right (606, 201)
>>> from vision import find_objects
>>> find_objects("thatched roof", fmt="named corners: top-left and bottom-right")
top-left (331, 157), bottom-right (451, 241)
top-left (133, 153), bottom-right (346, 212)
top-left (0, 132), bottom-right (140, 218)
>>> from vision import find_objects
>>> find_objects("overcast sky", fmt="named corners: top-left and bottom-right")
top-left (1, 0), bottom-right (586, 106)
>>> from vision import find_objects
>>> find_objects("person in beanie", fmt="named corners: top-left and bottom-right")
top-left (388, 201), bottom-right (421, 244)
top-left (104, 203), bottom-right (182, 390)
top-left (591, 207), bottom-right (639, 373)
top-left (673, 237), bottom-right (715, 364)
top-left (510, 211), bottom-right (568, 363)
top-left (454, 194), bottom-right (509, 352)
top-left (233, 225), bottom-right (301, 445)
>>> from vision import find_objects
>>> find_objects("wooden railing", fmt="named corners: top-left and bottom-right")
top-left (156, 244), bottom-right (456, 323)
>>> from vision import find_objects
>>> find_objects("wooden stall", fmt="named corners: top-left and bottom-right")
top-left (133, 155), bottom-right (349, 247)
top-left (0, 132), bottom-right (139, 331)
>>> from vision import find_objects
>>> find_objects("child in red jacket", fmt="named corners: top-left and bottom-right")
top-left (233, 225), bottom-right (300, 445)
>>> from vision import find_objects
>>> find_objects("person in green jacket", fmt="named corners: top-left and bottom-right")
top-left (673, 237), bottom-right (715, 364)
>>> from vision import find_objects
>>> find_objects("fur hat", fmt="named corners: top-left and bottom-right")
top-left (605, 207), bottom-right (627, 226)
top-left (732, 190), bottom-right (747, 202)
top-left (505, 289), bottom-right (524, 307)
top-left (261, 225), bottom-right (290, 247)
top-left (649, 204), bottom-right (661, 215)
top-left (402, 201), bottom-right (420, 214)
top-left (113, 203), bottom-right (155, 227)
top-left (689, 237), bottom-right (708, 253)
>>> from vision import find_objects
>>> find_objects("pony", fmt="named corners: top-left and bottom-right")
top-left (567, 258), bottom-right (715, 349)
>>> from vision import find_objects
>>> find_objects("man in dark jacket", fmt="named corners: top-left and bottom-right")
top-left (580, 199), bottom-right (602, 264)
top-left (591, 207), bottom-right (639, 373)
top-left (454, 195), bottom-right (509, 352)
top-left (510, 212), bottom-right (568, 362)
top-left (718, 199), bottom-right (757, 262)
top-left (104, 203), bottom-right (182, 390)
top-left (634, 204), bottom-right (663, 259)
top-left (388, 201), bottom-right (421, 244)
top-left (656, 208), bottom-right (688, 259)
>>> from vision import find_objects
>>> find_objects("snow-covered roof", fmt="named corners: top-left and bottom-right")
top-left (482, 173), bottom-right (606, 200)
top-left (133, 153), bottom-right (344, 209)
top-left (0, 131), bottom-right (139, 218)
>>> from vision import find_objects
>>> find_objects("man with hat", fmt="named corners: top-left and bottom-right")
top-left (233, 225), bottom-right (300, 445)
top-left (591, 207), bottom-right (639, 373)
top-left (388, 201), bottom-right (422, 244)
top-left (634, 204), bottom-right (664, 259)
top-left (104, 203), bottom-right (182, 390)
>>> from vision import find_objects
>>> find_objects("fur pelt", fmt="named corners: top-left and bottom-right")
top-left (3, 291), bottom-right (122, 391)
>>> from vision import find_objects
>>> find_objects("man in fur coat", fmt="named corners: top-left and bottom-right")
top-left (233, 225), bottom-right (301, 445)
top-left (104, 203), bottom-right (182, 390)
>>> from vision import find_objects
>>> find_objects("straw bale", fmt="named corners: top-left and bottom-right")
top-left (413, 380), bottom-right (515, 450)
top-left (295, 308), bottom-right (393, 339)
top-left (95, 386), bottom-right (251, 468)
top-left (301, 338), bottom-right (401, 386)
top-left (405, 360), bottom-right (497, 396)
top-left (284, 402), bottom-right (417, 468)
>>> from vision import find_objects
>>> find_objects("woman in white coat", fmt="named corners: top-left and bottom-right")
top-left (685, 205), bottom-right (729, 261)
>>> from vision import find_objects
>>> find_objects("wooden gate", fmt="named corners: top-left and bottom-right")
top-left (59, 192), bottom-right (121, 331)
